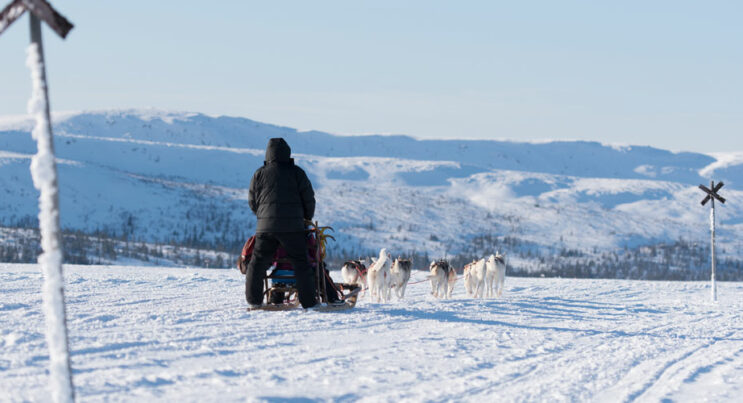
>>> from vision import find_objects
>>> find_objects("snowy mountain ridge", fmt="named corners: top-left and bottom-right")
top-left (1, 108), bottom-right (731, 182)
top-left (1, 109), bottom-right (742, 275)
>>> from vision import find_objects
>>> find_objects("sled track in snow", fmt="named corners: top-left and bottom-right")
top-left (623, 338), bottom-right (724, 402)
top-left (1, 264), bottom-right (742, 402)
top-left (621, 334), bottom-right (743, 402)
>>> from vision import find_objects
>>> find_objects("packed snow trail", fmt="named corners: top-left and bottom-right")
top-left (1, 263), bottom-right (742, 402)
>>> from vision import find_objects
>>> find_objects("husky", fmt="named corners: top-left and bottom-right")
top-left (470, 258), bottom-right (487, 298)
top-left (341, 259), bottom-right (367, 290)
top-left (462, 260), bottom-right (478, 296)
top-left (390, 258), bottom-right (412, 300)
top-left (446, 265), bottom-right (458, 299)
top-left (367, 248), bottom-right (392, 303)
top-left (428, 260), bottom-right (452, 299)
top-left (486, 252), bottom-right (506, 297)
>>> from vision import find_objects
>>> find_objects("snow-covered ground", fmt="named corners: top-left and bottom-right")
top-left (1, 263), bottom-right (741, 402)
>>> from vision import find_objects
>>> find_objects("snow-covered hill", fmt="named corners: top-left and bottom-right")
top-left (1, 110), bottom-right (742, 274)
top-left (1, 263), bottom-right (742, 401)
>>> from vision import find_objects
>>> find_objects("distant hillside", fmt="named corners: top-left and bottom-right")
top-left (1, 110), bottom-right (741, 279)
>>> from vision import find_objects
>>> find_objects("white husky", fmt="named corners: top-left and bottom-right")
top-left (486, 253), bottom-right (506, 297)
top-left (367, 249), bottom-right (392, 303)
top-left (428, 260), bottom-right (452, 299)
top-left (390, 258), bottom-right (412, 300)
top-left (462, 260), bottom-right (478, 296)
top-left (341, 259), bottom-right (367, 290)
top-left (470, 258), bottom-right (487, 298)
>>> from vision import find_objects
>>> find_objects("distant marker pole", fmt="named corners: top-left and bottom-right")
top-left (710, 195), bottom-right (716, 302)
top-left (698, 180), bottom-right (726, 303)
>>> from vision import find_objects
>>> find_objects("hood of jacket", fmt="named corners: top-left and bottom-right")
top-left (265, 138), bottom-right (292, 164)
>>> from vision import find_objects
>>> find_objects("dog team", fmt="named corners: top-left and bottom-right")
top-left (340, 248), bottom-right (507, 302)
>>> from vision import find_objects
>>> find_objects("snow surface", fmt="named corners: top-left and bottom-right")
top-left (25, 43), bottom-right (74, 403)
top-left (1, 263), bottom-right (742, 402)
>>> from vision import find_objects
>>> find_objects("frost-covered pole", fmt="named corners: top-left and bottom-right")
top-left (27, 13), bottom-right (75, 403)
top-left (698, 180), bottom-right (725, 303)
top-left (2, 1), bottom-right (75, 402)
top-left (710, 186), bottom-right (717, 302)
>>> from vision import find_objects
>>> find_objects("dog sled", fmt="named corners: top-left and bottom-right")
top-left (238, 221), bottom-right (362, 312)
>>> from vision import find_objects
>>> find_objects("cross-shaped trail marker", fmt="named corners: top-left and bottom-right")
top-left (699, 180), bottom-right (726, 302)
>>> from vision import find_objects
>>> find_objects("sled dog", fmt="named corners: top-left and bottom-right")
top-left (390, 258), bottom-right (412, 300)
top-left (470, 258), bottom-right (487, 298)
top-left (368, 249), bottom-right (392, 303)
top-left (428, 260), bottom-right (452, 299)
top-left (486, 252), bottom-right (506, 297)
top-left (341, 259), bottom-right (367, 290)
top-left (462, 260), bottom-right (478, 297)
top-left (446, 265), bottom-right (457, 299)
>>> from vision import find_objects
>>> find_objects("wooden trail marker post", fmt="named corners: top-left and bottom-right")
top-left (699, 180), bottom-right (726, 302)
top-left (1, 1), bottom-right (74, 402)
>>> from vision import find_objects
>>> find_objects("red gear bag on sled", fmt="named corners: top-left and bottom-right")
top-left (237, 235), bottom-right (256, 274)
top-left (237, 233), bottom-right (319, 275)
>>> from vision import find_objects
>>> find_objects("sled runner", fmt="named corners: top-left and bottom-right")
top-left (239, 221), bottom-right (361, 312)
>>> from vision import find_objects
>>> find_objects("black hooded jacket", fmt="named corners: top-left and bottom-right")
top-left (248, 138), bottom-right (315, 233)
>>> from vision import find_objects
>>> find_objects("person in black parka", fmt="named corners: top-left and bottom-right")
top-left (245, 138), bottom-right (318, 309)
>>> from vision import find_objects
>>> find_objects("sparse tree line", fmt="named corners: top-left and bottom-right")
top-left (328, 235), bottom-right (743, 281)
top-left (1, 217), bottom-right (741, 281)
top-left (0, 224), bottom-right (239, 269)
top-left (455, 234), bottom-right (743, 281)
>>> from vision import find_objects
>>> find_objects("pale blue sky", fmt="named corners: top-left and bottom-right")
top-left (1, 1), bottom-right (740, 152)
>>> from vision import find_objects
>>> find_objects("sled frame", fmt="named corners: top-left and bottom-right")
top-left (254, 221), bottom-right (361, 311)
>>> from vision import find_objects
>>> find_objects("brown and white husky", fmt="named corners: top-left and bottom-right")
top-left (390, 258), bottom-right (412, 300)
top-left (428, 260), bottom-right (452, 299)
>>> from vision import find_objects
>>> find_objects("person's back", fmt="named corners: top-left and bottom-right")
top-left (249, 138), bottom-right (315, 233)
top-left (245, 138), bottom-right (317, 309)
